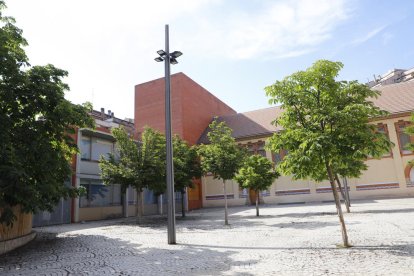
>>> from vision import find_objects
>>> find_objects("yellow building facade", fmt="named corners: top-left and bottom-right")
top-left (201, 82), bottom-right (414, 207)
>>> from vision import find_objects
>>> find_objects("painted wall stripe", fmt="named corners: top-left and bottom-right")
top-left (206, 194), bottom-right (235, 200)
top-left (356, 183), bottom-right (399, 191)
top-left (275, 189), bottom-right (311, 196)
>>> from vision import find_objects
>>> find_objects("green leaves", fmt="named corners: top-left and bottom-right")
top-left (173, 135), bottom-right (201, 193)
top-left (405, 114), bottom-right (414, 165)
top-left (198, 118), bottom-right (245, 181)
top-left (100, 127), bottom-right (166, 194)
top-left (266, 60), bottom-right (393, 182)
top-left (0, 3), bottom-right (94, 225)
top-left (235, 155), bottom-right (279, 192)
top-left (101, 128), bottom-right (202, 198)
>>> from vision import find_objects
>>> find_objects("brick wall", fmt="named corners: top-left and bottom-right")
top-left (134, 72), bottom-right (236, 144)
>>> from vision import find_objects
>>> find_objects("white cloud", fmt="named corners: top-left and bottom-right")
top-left (5, 0), bottom-right (352, 118)
top-left (352, 26), bottom-right (387, 45)
top-left (180, 0), bottom-right (351, 60)
top-left (5, 0), bottom-right (216, 118)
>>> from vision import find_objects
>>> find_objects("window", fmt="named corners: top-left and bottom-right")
top-left (400, 132), bottom-right (412, 154)
top-left (261, 189), bottom-right (270, 196)
top-left (80, 135), bottom-right (114, 161)
top-left (144, 189), bottom-right (158, 204)
top-left (80, 179), bottom-right (121, 207)
top-left (257, 142), bottom-right (266, 157)
top-left (244, 141), bottom-right (266, 157)
top-left (128, 186), bottom-right (136, 205)
top-left (246, 143), bottom-right (255, 155)
top-left (92, 139), bottom-right (113, 161)
top-left (396, 121), bottom-right (414, 155)
top-left (272, 151), bottom-right (282, 164)
top-left (239, 187), bottom-right (248, 198)
top-left (272, 149), bottom-right (288, 164)
top-left (80, 137), bottom-right (91, 160)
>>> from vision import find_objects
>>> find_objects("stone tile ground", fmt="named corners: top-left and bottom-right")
top-left (1, 198), bottom-right (413, 275)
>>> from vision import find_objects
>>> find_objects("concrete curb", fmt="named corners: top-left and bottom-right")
top-left (0, 231), bottom-right (36, 255)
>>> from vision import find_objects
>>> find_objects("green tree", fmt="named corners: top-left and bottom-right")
top-left (0, 1), bottom-right (94, 225)
top-left (198, 119), bottom-right (245, 225)
top-left (404, 114), bottom-right (414, 166)
top-left (100, 127), bottom-right (166, 222)
top-left (144, 128), bottom-right (166, 198)
top-left (265, 60), bottom-right (391, 247)
top-left (235, 155), bottom-right (279, 216)
top-left (173, 135), bottom-right (202, 217)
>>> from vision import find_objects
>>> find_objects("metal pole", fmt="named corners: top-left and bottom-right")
top-left (164, 24), bottom-right (176, 244)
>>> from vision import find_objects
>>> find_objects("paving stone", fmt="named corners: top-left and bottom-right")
top-left (1, 198), bottom-right (414, 275)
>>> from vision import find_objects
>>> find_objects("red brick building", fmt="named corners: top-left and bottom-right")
top-left (135, 72), bottom-right (236, 209)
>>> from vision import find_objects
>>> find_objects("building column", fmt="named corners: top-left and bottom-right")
top-left (387, 121), bottom-right (407, 189)
top-left (202, 176), bottom-right (207, 207)
top-left (185, 187), bottom-right (189, 212)
top-left (73, 177), bottom-right (80, 223)
top-left (308, 179), bottom-right (317, 195)
top-left (73, 129), bottom-right (82, 223)
top-left (123, 188), bottom-right (128, 218)
top-left (234, 183), bottom-right (240, 200)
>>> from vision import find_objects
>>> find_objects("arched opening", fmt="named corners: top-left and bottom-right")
top-left (404, 164), bottom-right (414, 187)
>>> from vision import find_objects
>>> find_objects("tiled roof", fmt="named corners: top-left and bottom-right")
top-left (197, 106), bottom-right (283, 144)
top-left (370, 80), bottom-right (414, 114)
top-left (198, 81), bottom-right (414, 143)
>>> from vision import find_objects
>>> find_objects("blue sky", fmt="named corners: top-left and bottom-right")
top-left (6, 0), bottom-right (414, 119)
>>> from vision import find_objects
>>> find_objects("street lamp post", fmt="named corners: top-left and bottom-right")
top-left (154, 24), bottom-right (182, 245)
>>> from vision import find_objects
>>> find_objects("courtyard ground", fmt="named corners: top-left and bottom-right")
top-left (1, 197), bottom-right (413, 275)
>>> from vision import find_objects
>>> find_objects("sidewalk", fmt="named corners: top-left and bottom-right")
top-left (1, 198), bottom-right (413, 275)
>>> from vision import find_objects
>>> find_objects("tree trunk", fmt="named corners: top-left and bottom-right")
top-left (343, 177), bottom-right (351, 207)
top-left (136, 189), bottom-right (144, 224)
top-left (256, 191), bottom-right (259, 217)
top-left (181, 191), bottom-right (186, 218)
top-left (326, 162), bottom-right (350, 247)
top-left (334, 174), bottom-right (346, 200)
top-left (223, 179), bottom-right (229, 225)
top-left (334, 174), bottom-right (350, 213)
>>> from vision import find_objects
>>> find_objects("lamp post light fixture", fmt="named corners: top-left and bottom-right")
top-left (154, 24), bottom-right (182, 245)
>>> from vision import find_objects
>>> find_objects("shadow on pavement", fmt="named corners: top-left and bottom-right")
top-left (269, 221), bottom-right (356, 230)
top-left (183, 242), bottom-right (414, 256)
top-left (0, 231), bottom-right (257, 275)
top-left (356, 208), bottom-right (414, 214)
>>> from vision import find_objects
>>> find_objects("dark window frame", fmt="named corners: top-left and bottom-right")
top-left (395, 120), bottom-right (414, 156)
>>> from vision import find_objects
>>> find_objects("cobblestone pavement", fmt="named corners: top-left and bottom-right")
top-left (1, 198), bottom-right (414, 275)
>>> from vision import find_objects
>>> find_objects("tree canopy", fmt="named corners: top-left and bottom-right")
top-left (142, 128), bottom-right (166, 195)
top-left (265, 60), bottom-right (391, 181)
top-left (0, 1), bottom-right (94, 225)
top-left (100, 127), bottom-right (202, 217)
top-left (198, 118), bottom-right (245, 225)
top-left (100, 127), bottom-right (166, 194)
top-left (173, 135), bottom-right (201, 193)
top-left (198, 119), bottom-right (245, 181)
top-left (265, 60), bottom-right (392, 246)
top-left (172, 135), bottom-right (201, 217)
top-left (235, 155), bottom-right (279, 192)
top-left (99, 127), bottom-right (166, 220)
top-left (235, 154), bottom-right (279, 216)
